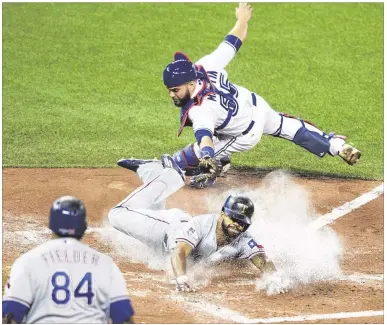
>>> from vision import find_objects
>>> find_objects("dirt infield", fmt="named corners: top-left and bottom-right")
top-left (2, 168), bottom-right (384, 323)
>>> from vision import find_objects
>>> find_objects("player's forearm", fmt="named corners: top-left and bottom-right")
top-left (251, 254), bottom-right (277, 273)
top-left (171, 249), bottom-right (187, 277)
top-left (229, 20), bottom-right (249, 43)
top-left (261, 260), bottom-right (276, 273)
top-left (199, 136), bottom-right (214, 153)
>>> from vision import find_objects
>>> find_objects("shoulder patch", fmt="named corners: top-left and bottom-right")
top-left (247, 239), bottom-right (265, 252)
top-left (247, 239), bottom-right (257, 249)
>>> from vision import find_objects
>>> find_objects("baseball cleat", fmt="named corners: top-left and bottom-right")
top-left (117, 158), bottom-right (159, 173)
top-left (338, 144), bottom-right (361, 165)
top-left (161, 154), bottom-right (186, 182)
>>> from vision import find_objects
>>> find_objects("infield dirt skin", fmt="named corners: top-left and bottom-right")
top-left (2, 168), bottom-right (383, 324)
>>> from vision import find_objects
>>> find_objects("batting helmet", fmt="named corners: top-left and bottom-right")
top-left (49, 196), bottom-right (87, 239)
top-left (222, 195), bottom-right (254, 227)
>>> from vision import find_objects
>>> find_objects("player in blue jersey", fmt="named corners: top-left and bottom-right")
top-left (119, 3), bottom-right (361, 189)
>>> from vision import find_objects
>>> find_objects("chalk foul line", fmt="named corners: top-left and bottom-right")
top-left (170, 294), bottom-right (383, 324)
top-left (311, 183), bottom-right (383, 230)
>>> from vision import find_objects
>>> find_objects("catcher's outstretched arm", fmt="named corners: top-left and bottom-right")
top-left (251, 254), bottom-right (276, 273)
top-left (196, 3), bottom-right (253, 71)
top-left (229, 3), bottom-right (253, 43)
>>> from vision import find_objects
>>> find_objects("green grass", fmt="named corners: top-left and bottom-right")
top-left (3, 3), bottom-right (383, 179)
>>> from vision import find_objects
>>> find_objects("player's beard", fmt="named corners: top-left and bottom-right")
top-left (221, 221), bottom-right (242, 241)
top-left (173, 90), bottom-right (191, 107)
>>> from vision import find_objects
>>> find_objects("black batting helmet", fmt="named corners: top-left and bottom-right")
top-left (49, 196), bottom-right (87, 239)
top-left (222, 195), bottom-right (254, 228)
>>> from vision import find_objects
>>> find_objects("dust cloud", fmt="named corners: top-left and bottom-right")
top-left (206, 170), bottom-right (343, 295)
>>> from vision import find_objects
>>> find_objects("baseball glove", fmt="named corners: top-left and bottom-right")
top-left (189, 156), bottom-right (218, 189)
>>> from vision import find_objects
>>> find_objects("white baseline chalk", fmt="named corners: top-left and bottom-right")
top-left (311, 183), bottom-right (383, 229)
top-left (171, 294), bottom-right (383, 324)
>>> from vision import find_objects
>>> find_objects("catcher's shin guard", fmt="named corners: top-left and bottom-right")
top-left (173, 143), bottom-right (202, 176)
top-left (173, 143), bottom-right (200, 168)
top-left (292, 127), bottom-right (332, 157)
top-left (275, 114), bottom-right (341, 157)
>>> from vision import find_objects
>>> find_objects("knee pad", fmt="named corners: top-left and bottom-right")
top-left (293, 127), bottom-right (332, 157)
top-left (173, 143), bottom-right (200, 169)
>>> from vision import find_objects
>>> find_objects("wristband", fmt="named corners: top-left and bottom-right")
top-left (224, 34), bottom-right (243, 52)
top-left (200, 146), bottom-right (215, 158)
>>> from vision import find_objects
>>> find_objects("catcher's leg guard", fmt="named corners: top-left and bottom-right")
top-left (173, 143), bottom-right (201, 176)
top-left (274, 114), bottom-right (345, 157)
top-left (292, 127), bottom-right (332, 157)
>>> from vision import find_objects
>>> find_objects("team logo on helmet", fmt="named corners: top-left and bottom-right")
top-left (222, 194), bottom-right (254, 230)
top-left (49, 196), bottom-right (87, 239)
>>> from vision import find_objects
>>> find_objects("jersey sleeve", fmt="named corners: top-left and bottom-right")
top-left (109, 262), bottom-right (134, 323)
top-left (238, 236), bottom-right (266, 260)
top-left (189, 104), bottom-right (216, 138)
top-left (175, 218), bottom-right (202, 248)
top-left (2, 256), bottom-right (33, 323)
top-left (196, 35), bottom-right (243, 71)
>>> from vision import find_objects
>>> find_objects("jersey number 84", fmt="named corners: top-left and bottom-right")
top-left (51, 272), bottom-right (94, 305)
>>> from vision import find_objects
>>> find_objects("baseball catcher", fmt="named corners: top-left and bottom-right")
top-left (118, 3), bottom-right (361, 189)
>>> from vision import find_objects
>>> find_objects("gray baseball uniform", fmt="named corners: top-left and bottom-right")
top-left (2, 238), bottom-right (133, 323)
top-left (175, 213), bottom-right (265, 263)
top-left (108, 163), bottom-right (265, 263)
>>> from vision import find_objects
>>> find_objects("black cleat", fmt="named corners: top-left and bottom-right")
top-left (117, 158), bottom-right (159, 173)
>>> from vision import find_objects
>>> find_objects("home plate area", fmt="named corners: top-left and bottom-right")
top-left (2, 168), bottom-right (384, 323)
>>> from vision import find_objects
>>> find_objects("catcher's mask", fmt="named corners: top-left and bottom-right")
top-left (163, 52), bottom-right (198, 88)
top-left (222, 195), bottom-right (254, 231)
top-left (49, 196), bottom-right (87, 239)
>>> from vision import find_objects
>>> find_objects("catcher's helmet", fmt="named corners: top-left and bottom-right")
top-left (163, 52), bottom-right (198, 88)
top-left (49, 196), bottom-right (87, 239)
top-left (222, 195), bottom-right (254, 228)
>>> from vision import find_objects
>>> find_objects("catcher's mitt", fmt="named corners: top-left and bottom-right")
top-left (189, 156), bottom-right (218, 189)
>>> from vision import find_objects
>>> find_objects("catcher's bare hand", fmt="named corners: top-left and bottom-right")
top-left (236, 3), bottom-right (253, 23)
top-left (176, 275), bottom-right (195, 292)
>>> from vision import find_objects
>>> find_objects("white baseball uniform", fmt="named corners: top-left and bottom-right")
top-left (181, 38), bottom-right (345, 159)
top-left (108, 163), bottom-right (265, 263)
top-left (2, 238), bottom-right (133, 323)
